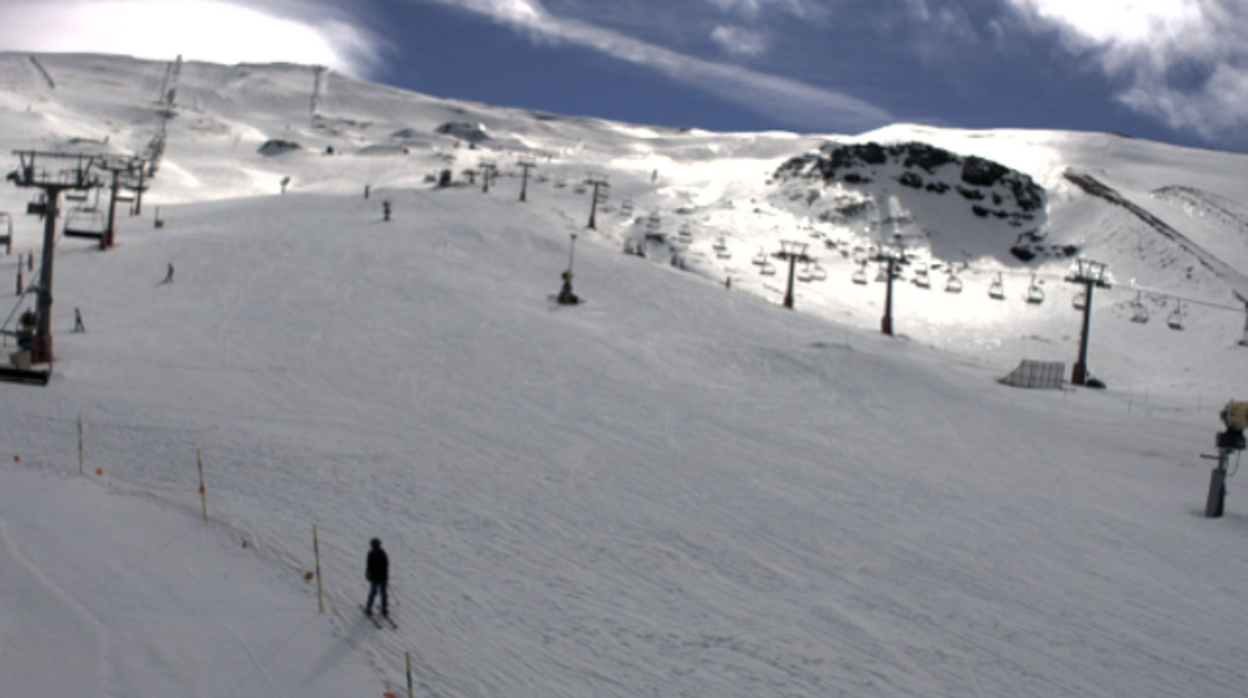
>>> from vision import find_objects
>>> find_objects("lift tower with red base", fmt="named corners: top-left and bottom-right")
top-left (6, 150), bottom-right (99, 366)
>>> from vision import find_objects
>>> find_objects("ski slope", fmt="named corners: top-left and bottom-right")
top-left (1, 53), bottom-right (1247, 698)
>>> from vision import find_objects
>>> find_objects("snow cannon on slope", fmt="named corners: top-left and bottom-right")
top-left (1203, 401), bottom-right (1248, 518)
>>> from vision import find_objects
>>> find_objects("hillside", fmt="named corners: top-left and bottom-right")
top-left (1, 53), bottom-right (1247, 698)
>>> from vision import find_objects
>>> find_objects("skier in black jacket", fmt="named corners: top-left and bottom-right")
top-left (365, 537), bottom-right (389, 616)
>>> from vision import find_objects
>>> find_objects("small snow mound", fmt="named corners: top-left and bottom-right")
top-left (435, 122), bottom-right (490, 143)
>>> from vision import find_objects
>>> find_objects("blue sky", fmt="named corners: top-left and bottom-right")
top-left (1, 1), bottom-right (1245, 151)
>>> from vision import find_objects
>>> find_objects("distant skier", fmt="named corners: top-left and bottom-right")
top-left (164, 262), bottom-right (175, 284)
top-left (364, 184), bottom-right (371, 199)
top-left (365, 537), bottom-right (389, 616)
top-left (383, 200), bottom-right (392, 222)
top-left (72, 307), bottom-right (85, 333)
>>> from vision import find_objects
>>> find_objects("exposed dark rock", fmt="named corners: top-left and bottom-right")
top-left (897, 172), bottom-right (924, 189)
top-left (925, 182), bottom-right (950, 194)
top-left (258, 139), bottom-right (301, 155)
top-left (955, 186), bottom-right (985, 201)
top-left (1010, 246), bottom-right (1037, 262)
top-left (962, 157), bottom-right (1008, 187)
top-left (903, 143), bottom-right (957, 173)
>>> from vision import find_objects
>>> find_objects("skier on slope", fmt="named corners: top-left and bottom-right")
top-left (365, 537), bottom-right (389, 617)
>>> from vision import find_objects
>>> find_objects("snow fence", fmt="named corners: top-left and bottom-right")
top-left (999, 360), bottom-right (1065, 390)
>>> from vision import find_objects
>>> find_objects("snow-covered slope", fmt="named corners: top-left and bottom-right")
top-left (3, 53), bottom-right (1246, 393)
top-left (2, 53), bottom-right (1248, 698)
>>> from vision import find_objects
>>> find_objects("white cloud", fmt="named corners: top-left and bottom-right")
top-left (1007, 0), bottom-right (1203, 45)
top-left (423, 0), bottom-right (889, 131)
top-left (1004, 0), bottom-right (1248, 144)
top-left (704, 0), bottom-right (820, 21)
top-left (710, 25), bottom-right (768, 57)
top-left (0, 1), bottom-right (386, 78)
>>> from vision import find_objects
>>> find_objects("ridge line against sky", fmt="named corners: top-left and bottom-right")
top-left (0, 1), bottom-right (1244, 151)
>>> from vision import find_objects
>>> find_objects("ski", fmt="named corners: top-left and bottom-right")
top-left (383, 614), bottom-right (398, 629)
top-left (360, 605), bottom-right (383, 629)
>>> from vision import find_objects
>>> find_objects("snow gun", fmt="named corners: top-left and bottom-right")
top-left (1217, 401), bottom-right (1248, 451)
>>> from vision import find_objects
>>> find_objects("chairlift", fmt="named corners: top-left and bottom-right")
top-left (1026, 275), bottom-right (1045, 305)
top-left (1072, 291), bottom-right (1087, 311)
top-left (851, 263), bottom-right (869, 285)
top-left (914, 268), bottom-right (931, 289)
top-left (945, 272), bottom-right (963, 294)
top-left (1167, 302), bottom-right (1185, 330)
top-left (810, 263), bottom-right (827, 282)
top-left (988, 273), bottom-right (1005, 300)
top-left (677, 224), bottom-right (692, 244)
top-left (1130, 291), bottom-right (1149, 324)
top-left (759, 261), bottom-right (776, 276)
top-left (752, 248), bottom-right (767, 266)
top-left (797, 264), bottom-right (813, 283)
top-left (63, 207), bottom-right (107, 239)
top-left (0, 212), bottom-right (11, 254)
top-left (26, 195), bottom-right (46, 217)
top-left (65, 190), bottom-right (89, 203)
top-left (875, 263), bottom-right (890, 282)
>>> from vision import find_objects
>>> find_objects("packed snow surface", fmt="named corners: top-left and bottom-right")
top-left (1, 53), bottom-right (1247, 698)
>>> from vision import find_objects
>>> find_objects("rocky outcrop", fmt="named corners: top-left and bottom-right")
top-left (774, 141), bottom-right (1046, 227)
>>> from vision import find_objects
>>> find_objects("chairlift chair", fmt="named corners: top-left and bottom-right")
top-left (945, 272), bottom-right (963, 294)
top-left (26, 195), bottom-right (46, 217)
top-left (752, 248), bottom-right (767, 266)
top-left (988, 273), bottom-right (1005, 300)
top-left (1130, 292), bottom-right (1149, 323)
top-left (64, 190), bottom-right (89, 203)
top-left (851, 263), bottom-right (869, 285)
top-left (914, 268), bottom-right (931, 289)
top-left (0, 212), bottom-right (11, 254)
top-left (677, 224), bottom-right (692, 244)
top-left (875, 263), bottom-right (890, 282)
top-left (1167, 302), bottom-right (1185, 330)
top-left (810, 263), bottom-right (827, 282)
top-left (759, 261), bottom-right (776, 276)
top-left (1026, 275), bottom-right (1045, 305)
top-left (63, 207), bottom-right (107, 239)
top-left (797, 264), bottom-right (813, 283)
top-left (1073, 291), bottom-right (1087, 311)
